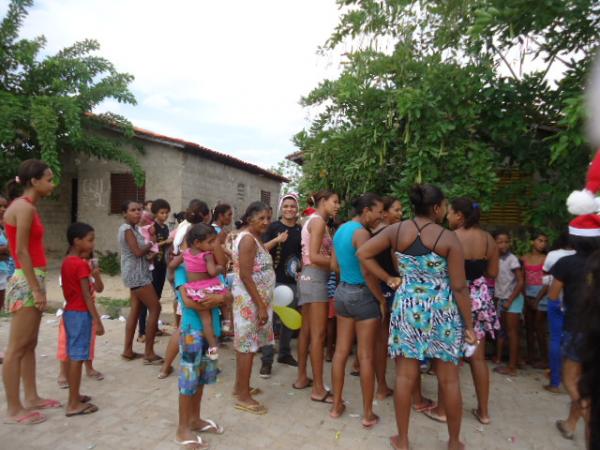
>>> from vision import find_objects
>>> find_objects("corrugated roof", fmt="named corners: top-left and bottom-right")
top-left (88, 113), bottom-right (288, 183)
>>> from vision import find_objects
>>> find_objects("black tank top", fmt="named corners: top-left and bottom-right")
top-left (403, 220), bottom-right (445, 257)
top-left (373, 226), bottom-right (399, 277)
top-left (464, 234), bottom-right (489, 282)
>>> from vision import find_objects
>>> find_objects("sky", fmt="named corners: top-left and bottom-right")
top-left (0, 0), bottom-right (344, 169)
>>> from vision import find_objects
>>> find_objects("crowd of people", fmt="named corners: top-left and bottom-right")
top-left (1, 157), bottom-right (600, 450)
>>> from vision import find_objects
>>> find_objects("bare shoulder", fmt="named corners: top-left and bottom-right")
top-left (5, 198), bottom-right (34, 225)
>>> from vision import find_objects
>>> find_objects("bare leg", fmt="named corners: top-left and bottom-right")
top-left (308, 302), bottom-right (329, 399)
top-left (21, 310), bottom-right (50, 408)
top-left (436, 360), bottom-right (464, 450)
top-left (66, 360), bottom-right (91, 415)
top-left (326, 317), bottom-right (336, 361)
top-left (3, 307), bottom-right (42, 418)
top-left (123, 289), bottom-right (142, 357)
top-left (375, 313), bottom-right (392, 399)
top-left (198, 310), bottom-right (217, 349)
top-left (135, 284), bottom-right (162, 359)
top-left (391, 357), bottom-right (419, 450)
top-left (330, 315), bottom-right (354, 417)
top-left (159, 328), bottom-right (180, 377)
top-left (58, 361), bottom-right (68, 386)
top-left (506, 312), bottom-right (520, 374)
top-left (561, 359), bottom-right (582, 433)
top-left (177, 390), bottom-right (207, 449)
top-left (356, 318), bottom-right (379, 424)
top-left (535, 310), bottom-right (548, 366)
top-left (234, 351), bottom-right (259, 405)
top-left (469, 340), bottom-right (490, 422)
top-left (524, 299), bottom-right (537, 364)
top-left (294, 304), bottom-right (311, 388)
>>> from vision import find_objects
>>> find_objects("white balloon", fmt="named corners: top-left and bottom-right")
top-left (273, 285), bottom-right (294, 307)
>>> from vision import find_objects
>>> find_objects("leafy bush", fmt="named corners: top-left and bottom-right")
top-left (97, 297), bottom-right (129, 319)
top-left (96, 250), bottom-right (120, 276)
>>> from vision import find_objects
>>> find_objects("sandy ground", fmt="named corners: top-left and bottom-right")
top-left (0, 312), bottom-right (587, 450)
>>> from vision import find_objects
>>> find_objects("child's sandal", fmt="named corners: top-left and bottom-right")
top-left (207, 346), bottom-right (219, 361)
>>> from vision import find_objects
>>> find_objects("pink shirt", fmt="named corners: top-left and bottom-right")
top-left (183, 249), bottom-right (212, 274)
top-left (301, 214), bottom-right (333, 266)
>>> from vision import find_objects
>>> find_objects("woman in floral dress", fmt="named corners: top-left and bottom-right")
top-left (358, 184), bottom-right (476, 450)
top-left (231, 202), bottom-right (275, 415)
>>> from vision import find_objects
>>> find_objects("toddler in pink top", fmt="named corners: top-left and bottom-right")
top-left (183, 223), bottom-right (227, 360)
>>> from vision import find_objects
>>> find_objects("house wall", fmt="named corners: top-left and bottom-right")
top-left (181, 151), bottom-right (281, 219)
top-left (39, 137), bottom-right (282, 256)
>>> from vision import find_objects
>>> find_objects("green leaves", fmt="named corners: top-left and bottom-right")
top-left (0, 0), bottom-right (140, 186)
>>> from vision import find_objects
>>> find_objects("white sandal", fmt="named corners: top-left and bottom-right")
top-left (197, 418), bottom-right (224, 434)
top-left (174, 435), bottom-right (208, 449)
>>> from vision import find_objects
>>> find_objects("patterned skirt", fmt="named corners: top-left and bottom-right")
top-left (470, 276), bottom-right (500, 340)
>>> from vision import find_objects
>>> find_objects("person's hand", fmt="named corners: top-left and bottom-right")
top-left (464, 327), bottom-right (477, 345)
top-left (33, 289), bottom-right (47, 311)
top-left (386, 276), bottom-right (402, 290)
top-left (379, 302), bottom-right (388, 321)
top-left (504, 298), bottom-right (514, 310)
top-left (257, 303), bottom-right (268, 326)
top-left (276, 231), bottom-right (289, 244)
top-left (95, 320), bottom-right (105, 336)
top-left (91, 267), bottom-right (101, 279)
top-left (202, 294), bottom-right (226, 309)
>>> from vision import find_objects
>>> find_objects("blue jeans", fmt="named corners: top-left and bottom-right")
top-left (547, 300), bottom-right (564, 387)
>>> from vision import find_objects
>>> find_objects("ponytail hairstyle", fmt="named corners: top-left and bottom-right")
top-left (450, 197), bottom-right (481, 229)
top-left (186, 223), bottom-right (216, 247)
top-left (409, 183), bottom-right (445, 216)
top-left (6, 159), bottom-right (50, 201)
top-left (213, 203), bottom-right (232, 222)
top-left (239, 201), bottom-right (269, 227)
top-left (312, 190), bottom-right (337, 207)
top-left (351, 192), bottom-right (382, 216)
top-left (185, 199), bottom-right (210, 224)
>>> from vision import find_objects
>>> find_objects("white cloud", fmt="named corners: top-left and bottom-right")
top-left (1, 0), bottom-right (344, 168)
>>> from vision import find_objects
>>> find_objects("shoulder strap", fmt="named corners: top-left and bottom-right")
top-left (432, 228), bottom-right (445, 251)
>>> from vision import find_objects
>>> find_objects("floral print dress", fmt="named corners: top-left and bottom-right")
top-left (389, 252), bottom-right (464, 364)
top-left (232, 231), bottom-right (276, 353)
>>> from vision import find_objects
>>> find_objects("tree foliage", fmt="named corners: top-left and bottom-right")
top-left (0, 0), bottom-right (144, 185)
top-left (270, 158), bottom-right (303, 197)
top-left (296, 0), bottom-right (599, 230)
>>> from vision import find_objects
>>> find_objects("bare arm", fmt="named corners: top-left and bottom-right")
top-left (179, 286), bottom-right (225, 311)
top-left (330, 247), bottom-right (339, 274)
top-left (506, 267), bottom-right (525, 306)
top-left (308, 218), bottom-right (330, 268)
top-left (213, 229), bottom-right (228, 267)
top-left (547, 278), bottom-right (563, 301)
top-left (92, 268), bottom-right (104, 293)
top-left (357, 223), bottom-right (401, 288)
top-left (354, 228), bottom-right (386, 309)
top-left (124, 228), bottom-right (151, 257)
top-left (446, 232), bottom-right (474, 332)
top-left (238, 235), bottom-right (265, 306)
top-left (484, 234), bottom-right (499, 278)
top-left (264, 231), bottom-right (288, 251)
top-left (168, 253), bottom-right (184, 270)
top-left (205, 253), bottom-right (224, 277)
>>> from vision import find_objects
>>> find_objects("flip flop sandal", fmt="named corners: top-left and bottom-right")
top-left (362, 414), bottom-right (380, 429)
top-left (556, 420), bottom-right (574, 440)
top-left (413, 398), bottom-right (434, 413)
top-left (158, 366), bottom-right (174, 379)
top-left (28, 399), bottom-right (62, 410)
top-left (292, 379), bottom-right (313, 390)
top-left (80, 395), bottom-right (92, 403)
top-left (423, 408), bottom-right (447, 423)
top-left (121, 352), bottom-right (143, 361)
top-left (57, 380), bottom-right (69, 389)
top-left (234, 403), bottom-right (268, 415)
top-left (311, 391), bottom-right (334, 404)
top-left (87, 372), bottom-right (104, 381)
top-left (471, 409), bottom-right (491, 425)
top-left (65, 403), bottom-right (99, 417)
top-left (143, 356), bottom-right (165, 366)
top-left (350, 370), bottom-right (360, 377)
top-left (4, 411), bottom-right (47, 425)
top-left (197, 418), bottom-right (224, 434)
top-left (175, 435), bottom-right (209, 449)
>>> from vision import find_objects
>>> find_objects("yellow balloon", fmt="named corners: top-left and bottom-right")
top-left (273, 306), bottom-right (302, 330)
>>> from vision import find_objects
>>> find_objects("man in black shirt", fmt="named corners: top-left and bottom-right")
top-left (260, 194), bottom-right (302, 377)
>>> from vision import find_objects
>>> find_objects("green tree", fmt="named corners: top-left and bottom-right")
top-left (270, 158), bottom-right (303, 196)
top-left (296, 0), bottom-right (598, 230)
top-left (0, 0), bottom-right (143, 185)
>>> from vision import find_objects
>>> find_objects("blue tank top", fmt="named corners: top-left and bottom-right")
top-left (333, 221), bottom-right (365, 284)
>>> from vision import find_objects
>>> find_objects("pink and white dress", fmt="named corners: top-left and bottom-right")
top-left (183, 249), bottom-right (227, 302)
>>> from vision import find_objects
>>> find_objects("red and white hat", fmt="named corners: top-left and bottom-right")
top-left (569, 214), bottom-right (600, 237)
top-left (566, 150), bottom-right (600, 215)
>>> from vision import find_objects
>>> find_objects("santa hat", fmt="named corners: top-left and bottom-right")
top-left (569, 214), bottom-right (600, 237)
top-left (566, 150), bottom-right (600, 215)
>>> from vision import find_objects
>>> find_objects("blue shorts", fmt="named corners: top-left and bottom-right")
top-left (498, 294), bottom-right (524, 314)
top-left (62, 310), bottom-right (93, 361)
top-left (562, 330), bottom-right (583, 363)
top-left (334, 282), bottom-right (381, 321)
top-left (178, 327), bottom-right (218, 396)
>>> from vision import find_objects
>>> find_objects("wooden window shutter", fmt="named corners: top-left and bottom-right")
top-left (260, 190), bottom-right (271, 206)
top-left (110, 173), bottom-right (145, 214)
top-left (481, 169), bottom-right (526, 226)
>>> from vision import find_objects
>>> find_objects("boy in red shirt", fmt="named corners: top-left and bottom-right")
top-left (61, 222), bottom-right (104, 417)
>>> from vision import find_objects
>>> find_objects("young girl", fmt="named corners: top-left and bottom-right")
top-left (139, 210), bottom-right (159, 266)
top-left (521, 231), bottom-right (549, 368)
top-left (494, 231), bottom-right (525, 376)
top-left (182, 223), bottom-right (227, 360)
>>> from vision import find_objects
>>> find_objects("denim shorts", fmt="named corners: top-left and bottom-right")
top-left (178, 327), bottom-right (218, 395)
top-left (498, 294), bottom-right (524, 314)
top-left (562, 330), bottom-right (583, 363)
top-left (62, 310), bottom-right (93, 361)
top-left (334, 282), bottom-right (381, 321)
top-left (298, 266), bottom-right (329, 305)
